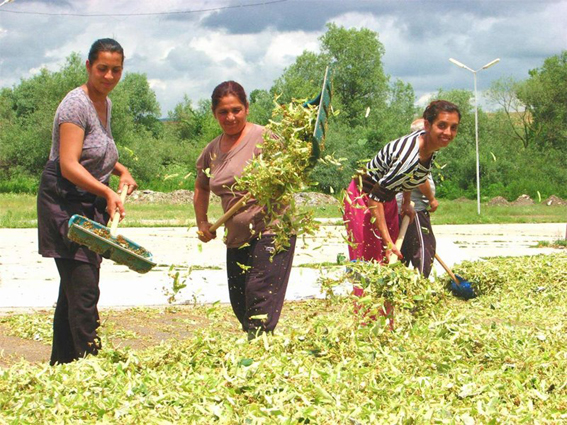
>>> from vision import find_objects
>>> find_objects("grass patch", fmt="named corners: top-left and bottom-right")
top-left (0, 254), bottom-right (566, 422)
top-left (430, 199), bottom-right (567, 225)
top-left (536, 239), bottom-right (567, 248)
top-left (0, 194), bottom-right (38, 228)
top-left (1, 193), bottom-right (566, 228)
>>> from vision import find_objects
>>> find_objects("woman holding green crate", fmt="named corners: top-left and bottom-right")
top-left (37, 38), bottom-right (137, 365)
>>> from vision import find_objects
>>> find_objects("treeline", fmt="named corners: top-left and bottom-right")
top-left (0, 24), bottom-right (566, 200)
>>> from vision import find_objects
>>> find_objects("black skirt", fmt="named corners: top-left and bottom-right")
top-left (37, 160), bottom-right (110, 267)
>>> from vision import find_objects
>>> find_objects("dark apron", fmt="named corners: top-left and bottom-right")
top-left (37, 160), bottom-right (110, 267)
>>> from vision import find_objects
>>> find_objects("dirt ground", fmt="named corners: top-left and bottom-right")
top-left (127, 189), bottom-right (566, 207)
top-left (0, 302), bottom-right (320, 368)
top-left (128, 189), bottom-right (338, 206)
top-left (0, 306), bottom-right (218, 368)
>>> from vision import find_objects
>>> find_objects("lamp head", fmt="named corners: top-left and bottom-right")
top-left (449, 58), bottom-right (475, 73)
top-left (482, 58), bottom-right (500, 69)
top-left (449, 58), bottom-right (467, 68)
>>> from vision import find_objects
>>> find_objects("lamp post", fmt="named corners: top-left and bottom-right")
top-left (449, 57), bottom-right (500, 215)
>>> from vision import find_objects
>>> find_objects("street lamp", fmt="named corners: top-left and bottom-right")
top-left (449, 57), bottom-right (500, 215)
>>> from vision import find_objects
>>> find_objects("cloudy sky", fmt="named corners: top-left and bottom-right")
top-left (1, 0), bottom-right (565, 116)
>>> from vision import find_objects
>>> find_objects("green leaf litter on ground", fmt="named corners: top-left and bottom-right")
top-left (0, 312), bottom-right (142, 346)
top-left (452, 253), bottom-right (567, 296)
top-left (1, 253), bottom-right (566, 423)
top-left (0, 313), bottom-right (53, 343)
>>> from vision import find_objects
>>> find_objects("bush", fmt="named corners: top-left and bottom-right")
top-left (0, 171), bottom-right (39, 193)
top-left (144, 163), bottom-right (196, 192)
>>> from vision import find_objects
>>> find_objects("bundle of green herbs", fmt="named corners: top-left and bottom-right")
top-left (319, 259), bottom-right (448, 330)
top-left (235, 98), bottom-right (335, 253)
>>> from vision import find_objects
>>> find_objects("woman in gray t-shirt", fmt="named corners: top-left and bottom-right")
top-left (37, 38), bottom-right (137, 365)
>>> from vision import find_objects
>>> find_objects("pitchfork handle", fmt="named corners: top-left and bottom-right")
top-left (109, 185), bottom-right (129, 238)
top-left (434, 253), bottom-right (460, 285)
top-left (209, 193), bottom-right (251, 233)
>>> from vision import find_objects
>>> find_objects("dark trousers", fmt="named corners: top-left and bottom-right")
top-left (51, 258), bottom-right (101, 365)
top-left (226, 235), bottom-right (296, 336)
top-left (400, 210), bottom-right (436, 278)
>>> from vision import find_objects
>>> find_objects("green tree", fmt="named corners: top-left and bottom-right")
top-left (320, 23), bottom-right (388, 127)
top-left (487, 77), bottom-right (539, 149)
top-left (364, 79), bottom-right (418, 154)
top-left (168, 97), bottom-right (218, 145)
top-left (518, 51), bottom-right (567, 151)
top-left (270, 24), bottom-right (399, 194)
top-left (272, 24), bottom-right (389, 127)
top-left (168, 95), bottom-right (200, 140)
top-left (271, 51), bottom-right (328, 103)
top-left (248, 89), bottom-right (274, 126)
top-left (0, 54), bottom-right (86, 178)
top-left (111, 73), bottom-right (162, 138)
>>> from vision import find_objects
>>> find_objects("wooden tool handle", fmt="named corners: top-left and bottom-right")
top-left (388, 200), bottom-right (414, 264)
top-left (388, 214), bottom-right (411, 264)
top-left (434, 252), bottom-right (459, 284)
top-left (209, 193), bottom-right (251, 233)
top-left (109, 185), bottom-right (129, 238)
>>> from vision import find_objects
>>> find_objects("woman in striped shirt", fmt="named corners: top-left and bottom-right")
top-left (344, 100), bottom-right (461, 264)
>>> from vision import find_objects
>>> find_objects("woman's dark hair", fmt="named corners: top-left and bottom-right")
top-left (211, 81), bottom-right (248, 112)
top-left (88, 38), bottom-right (124, 64)
top-left (423, 100), bottom-right (461, 123)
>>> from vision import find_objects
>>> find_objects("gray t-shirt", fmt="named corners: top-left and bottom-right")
top-left (396, 174), bottom-right (436, 212)
top-left (49, 87), bottom-right (118, 184)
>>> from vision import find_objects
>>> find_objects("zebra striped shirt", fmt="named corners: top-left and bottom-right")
top-left (361, 130), bottom-right (436, 202)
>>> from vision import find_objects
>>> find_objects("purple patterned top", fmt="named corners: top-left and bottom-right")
top-left (49, 87), bottom-right (119, 183)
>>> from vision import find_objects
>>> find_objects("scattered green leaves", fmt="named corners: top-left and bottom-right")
top-left (0, 313), bottom-right (53, 344)
top-left (1, 254), bottom-right (566, 423)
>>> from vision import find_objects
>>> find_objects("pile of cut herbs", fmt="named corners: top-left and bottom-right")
top-left (235, 97), bottom-right (339, 252)
top-left (1, 253), bottom-right (566, 423)
top-left (319, 259), bottom-right (448, 329)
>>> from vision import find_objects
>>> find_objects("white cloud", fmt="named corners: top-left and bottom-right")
top-left (191, 32), bottom-right (249, 67)
top-left (416, 93), bottom-right (434, 108)
top-left (27, 65), bottom-right (48, 76)
top-left (0, 0), bottom-right (565, 115)
top-left (327, 11), bottom-right (384, 31)
top-left (264, 30), bottom-right (320, 67)
top-left (148, 78), bottom-right (167, 91)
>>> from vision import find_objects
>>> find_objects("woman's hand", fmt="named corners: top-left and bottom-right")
top-left (197, 221), bottom-right (216, 243)
top-left (400, 201), bottom-right (416, 222)
top-left (113, 163), bottom-right (138, 195)
top-left (194, 181), bottom-right (214, 242)
top-left (428, 197), bottom-right (439, 213)
top-left (109, 164), bottom-right (137, 221)
top-left (385, 243), bottom-right (403, 263)
top-left (417, 180), bottom-right (438, 213)
top-left (118, 173), bottom-right (137, 196)
top-left (104, 188), bottom-right (125, 222)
